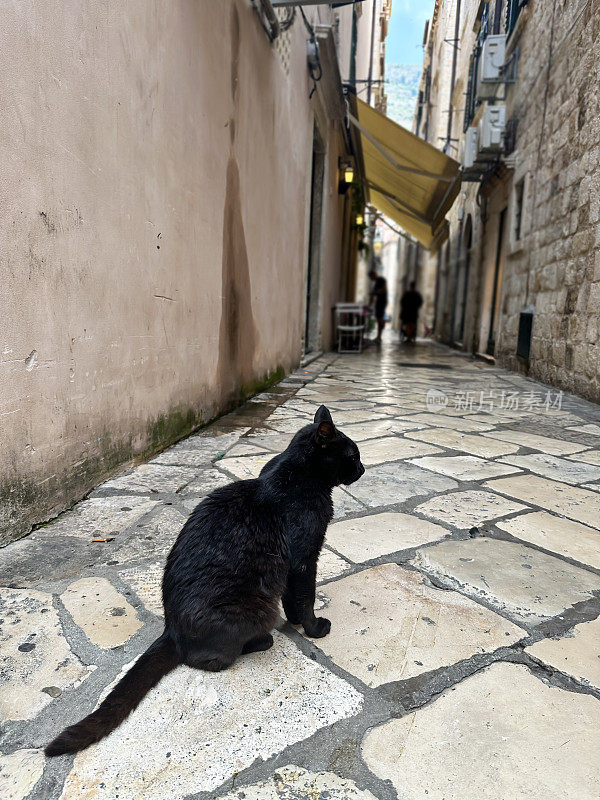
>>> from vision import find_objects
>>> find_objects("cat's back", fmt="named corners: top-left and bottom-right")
top-left (164, 478), bottom-right (284, 585)
top-left (170, 478), bottom-right (268, 552)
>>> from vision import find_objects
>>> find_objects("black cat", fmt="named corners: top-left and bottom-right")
top-left (45, 405), bottom-right (364, 756)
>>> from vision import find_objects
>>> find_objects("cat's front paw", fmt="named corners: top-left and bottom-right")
top-left (304, 616), bottom-right (331, 638)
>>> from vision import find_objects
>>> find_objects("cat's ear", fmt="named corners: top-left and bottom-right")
top-left (314, 405), bottom-right (333, 425)
top-left (316, 421), bottom-right (335, 446)
top-left (314, 406), bottom-right (335, 446)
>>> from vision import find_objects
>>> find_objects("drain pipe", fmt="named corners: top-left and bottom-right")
top-left (445, 0), bottom-right (461, 152)
top-left (366, 0), bottom-right (377, 104)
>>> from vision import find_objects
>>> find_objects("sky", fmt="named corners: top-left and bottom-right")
top-left (385, 0), bottom-right (434, 66)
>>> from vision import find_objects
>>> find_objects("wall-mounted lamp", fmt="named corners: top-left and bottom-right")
top-left (355, 214), bottom-right (364, 226)
top-left (338, 158), bottom-right (355, 194)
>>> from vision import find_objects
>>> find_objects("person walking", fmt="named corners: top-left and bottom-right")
top-left (368, 269), bottom-right (388, 344)
top-left (400, 281), bottom-right (423, 344)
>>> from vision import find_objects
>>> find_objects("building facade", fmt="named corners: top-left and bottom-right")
top-left (0, 0), bottom-right (389, 544)
top-left (407, 0), bottom-right (600, 401)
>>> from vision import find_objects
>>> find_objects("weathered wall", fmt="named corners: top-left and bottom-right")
top-left (495, 0), bottom-right (600, 401)
top-left (416, 0), bottom-right (600, 404)
top-left (0, 0), bottom-right (352, 543)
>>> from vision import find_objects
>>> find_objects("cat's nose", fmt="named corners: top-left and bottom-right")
top-left (358, 462), bottom-right (365, 477)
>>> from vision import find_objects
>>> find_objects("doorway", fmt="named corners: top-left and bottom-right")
top-left (304, 125), bottom-right (325, 354)
top-left (453, 215), bottom-right (472, 344)
top-left (486, 207), bottom-right (507, 356)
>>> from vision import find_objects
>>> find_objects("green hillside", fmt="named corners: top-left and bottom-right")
top-left (385, 63), bottom-right (421, 129)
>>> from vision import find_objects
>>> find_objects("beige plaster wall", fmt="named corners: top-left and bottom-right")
top-left (0, 0), bottom-right (350, 543)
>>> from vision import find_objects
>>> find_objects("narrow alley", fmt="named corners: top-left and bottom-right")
top-left (1, 340), bottom-right (599, 800)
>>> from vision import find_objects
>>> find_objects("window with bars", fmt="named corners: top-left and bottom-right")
top-left (463, 3), bottom-right (491, 131)
top-left (506, 0), bottom-right (529, 36)
top-left (463, 56), bottom-right (477, 132)
top-left (513, 178), bottom-right (525, 242)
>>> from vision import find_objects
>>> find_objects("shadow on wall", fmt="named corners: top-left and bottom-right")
top-left (216, 4), bottom-right (258, 407)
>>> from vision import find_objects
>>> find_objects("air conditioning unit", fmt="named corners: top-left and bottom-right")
top-left (461, 127), bottom-right (479, 169)
top-left (477, 34), bottom-right (506, 99)
top-left (478, 105), bottom-right (506, 152)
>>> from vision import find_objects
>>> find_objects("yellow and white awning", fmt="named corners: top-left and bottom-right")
top-left (350, 99), bottom-right (461, 251)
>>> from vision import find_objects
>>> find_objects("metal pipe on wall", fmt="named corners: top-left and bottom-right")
top-left (445, 0), bottom-right (461, 151)
top-left (367, 0), bottom-right (378, 104)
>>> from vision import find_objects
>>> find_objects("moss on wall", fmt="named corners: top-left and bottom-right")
top-left (0, 361), bottom-right (293, 547)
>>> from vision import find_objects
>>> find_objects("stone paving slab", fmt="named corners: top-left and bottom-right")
top-left (0, 531), bottom-right (120, 589)
top-left (0, 589), bottom-right (93, 721)
top-left (568, 423), bottom-right (600, 436)
top-left (317, 548), bottom-right (352, 581)
top-left (326, 512), bottom-right (449, 562)
top-left (110, 505), bottom-right (187, 564)
top-left (331, 487), bottom-right (366, 519)
top-left (499, 453), bottom-right (600, 485)
top-left (59, 633), bottom-right (362, 800)
top-left (310, 564), bottom-right (524, 686)
top-left (118, 562), bottom-right (164, 614)
top-left (261, 418), bottom-right (315, 434)
top-left (245, 431), bottom-right (295, 450)
top-left (345, 462), bottom-right (457, 508)
top-left (224, 442), bottom-right (271, 457)
top-left (98, 463), bottom-right (198, 494)
top-left (60, 577), bottom-right (142, 648)
top-left (414, 489), bottom-right (528, 528)
top-left (216, 454), bottom-right (275, 480)
top-left (410, 454), bottom-right (521, 481)
top-left (411, 536), bottom-right (600, 625)
top-left (221, 765), bottom-right (378, 800)
top-left (485, 474), bottom-right (600, 529)
top-left (358, 436), bottom-right (443, 465)
top-left (405, 428), bottom-right (521, 457)
top-left (34, 496), bottom-right (159, 541)
top-left (526, 616), bottom-right (600, 690)
top-left (150, 447), bottom-right (222, 468)
top-left (568, 449), bottom-right (600, 465)
top-left (178, 467), bottom-right (236, 497)
top-left (484, 430), bottom-right (588, 456)
top-left (362, 662), bottom-right (600, 800)
top-left (402, 412), bottom-right (495, 432)
top-left (325, 410), bottom-right (390, 425)
top-left (496, 511), bottom-right (600, 570)
top-left (0, 750), bottom-right (44, 800)
top-left (340, 419), bottom-right (429, 441)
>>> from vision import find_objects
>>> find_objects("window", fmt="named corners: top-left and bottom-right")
top-left (506, 0), bottom-right (529, 36)
top-left (513, 179), bottom-right (525, 242)
top-left (463, 3), bottom-right (491, 131)
top-left (463, 55), bottom-right (477, 131)
top-left (509, 172), bottom-right (529, 253)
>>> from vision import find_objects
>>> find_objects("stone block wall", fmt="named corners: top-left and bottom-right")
top-left (411, 0), bottom-right (599, 404)
top-left (494, 0), bottom-right (600, 402)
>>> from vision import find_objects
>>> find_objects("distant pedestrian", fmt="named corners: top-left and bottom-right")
top-left (400, 281), bottom-right (423, 344)
top-left (368, 269), bottom-right (388, 344)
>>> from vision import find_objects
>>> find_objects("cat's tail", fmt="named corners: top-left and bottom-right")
top-left (45, 630), bottom-right (178, 757)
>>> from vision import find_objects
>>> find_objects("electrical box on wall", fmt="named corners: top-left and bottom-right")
top-left (479, 105), bottom-right (506, 151)
top-left (477, 34), bottom-right (506, 99)
top-left (461, 127), bottom-right (479, 169)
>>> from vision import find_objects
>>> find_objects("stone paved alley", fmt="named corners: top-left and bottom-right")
top-left (1, 340), bottom-right (600, 800)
